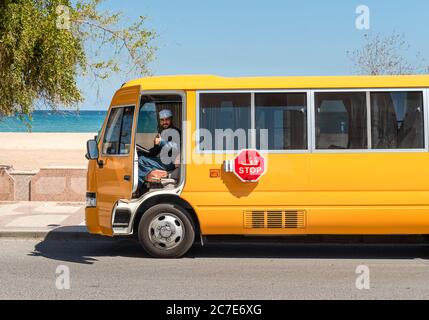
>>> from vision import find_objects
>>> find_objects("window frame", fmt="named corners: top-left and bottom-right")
top-left (312, 89), bottom-right (369, 152)
top-left (369, 90), bottom-right (426, 151)
top-left (196, 89), bottom-right (312, 154)
top-left (311, 88), bottom-right (428, 153)
top-left (196, 88), bottom-right (429, 154)
top-left (138, 89), bottom-right (187, 191)
top-left (101, 104), bottom-right (136, 157)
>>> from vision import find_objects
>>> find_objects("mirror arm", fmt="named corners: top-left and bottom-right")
top-left (97, 159), bottom-right (104, 168)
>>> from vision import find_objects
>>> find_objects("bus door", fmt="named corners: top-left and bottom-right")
top-left (96, 85), bottom-right (140, 234)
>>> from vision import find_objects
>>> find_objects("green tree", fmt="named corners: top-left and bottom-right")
top-left (0, 0), bottom-right (155, 124)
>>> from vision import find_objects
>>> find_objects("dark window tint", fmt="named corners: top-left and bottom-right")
top-left (199, 93), bottom-right (251, 151)
top-left (370, 91), bottom-right (424, 149)
top-left (102, 106), bottom-right (135, 155)
top-left (137, 102), bottom-right (158, 134)
top-left (255, 93), bottom-right (307, 150)
top-left (315, 92), bottom-right (367, 149)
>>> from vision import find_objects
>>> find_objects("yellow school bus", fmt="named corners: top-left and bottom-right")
top-left (85, 75), bottom-right (429, 258)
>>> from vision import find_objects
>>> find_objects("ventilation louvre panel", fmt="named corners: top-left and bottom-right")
top-left (250, 211), bottom-right (264, 229)
top-left (244, 210), bottom-right (306, 229)
top-left (267, 211), bottom-right (282, 228)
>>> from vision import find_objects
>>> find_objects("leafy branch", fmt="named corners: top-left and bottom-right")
top-left (0, 0), bottom-right (156, 127)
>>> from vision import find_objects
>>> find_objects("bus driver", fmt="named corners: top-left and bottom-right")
top-left (137, 109), bottom-right (181, 185)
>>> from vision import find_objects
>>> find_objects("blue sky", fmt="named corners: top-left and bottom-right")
top-left (79, 0), bottom-right (429, 110)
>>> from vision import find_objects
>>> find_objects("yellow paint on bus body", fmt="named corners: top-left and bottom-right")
top-left (86, 75), bottom-right (429, 237)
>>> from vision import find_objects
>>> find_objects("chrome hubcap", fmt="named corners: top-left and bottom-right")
top-left (148, 213), bottom-right (184, 250)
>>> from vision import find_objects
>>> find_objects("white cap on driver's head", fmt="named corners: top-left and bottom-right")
top-left (159, 109), bottom-right (172, 119)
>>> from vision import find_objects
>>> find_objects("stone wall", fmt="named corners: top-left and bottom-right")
top-left (0, 168), bottom-right (15, 201)
top-left (10, 170), bottom-right (36, 201)
top-left (0, 167), bottom-right (86, 202)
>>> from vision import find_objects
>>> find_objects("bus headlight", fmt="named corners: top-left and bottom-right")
top-left (86, 192), bottom-right (97, 208)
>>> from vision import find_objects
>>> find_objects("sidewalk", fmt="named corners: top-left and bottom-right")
top-left (0, 201), bottom-right (98, 240)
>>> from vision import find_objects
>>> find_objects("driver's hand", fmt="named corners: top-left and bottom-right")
top-left (154, 134), bottom-right (161, 145)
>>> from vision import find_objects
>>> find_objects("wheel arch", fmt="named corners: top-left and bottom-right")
top-left (132, 194), bottom-right (201, 238)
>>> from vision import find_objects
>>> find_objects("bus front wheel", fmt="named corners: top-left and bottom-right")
top-left (138, 204), bottom-right (195, 258)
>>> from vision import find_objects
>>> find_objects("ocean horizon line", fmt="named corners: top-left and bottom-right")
top-left (0, 110), bottom-right (106, 133)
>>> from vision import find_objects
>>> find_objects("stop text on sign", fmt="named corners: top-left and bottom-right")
top-left (238, 166), bottom-right (263, 175)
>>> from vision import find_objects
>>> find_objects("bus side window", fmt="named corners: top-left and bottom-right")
top-left (255, 92), bottom-right (307, 150)
top-left (315, 92), bottom-right (367, 150)
top-left (370, 91), bottom-right (424, 149)
top-left (199, 93), bottom-right (251, 151)
top-left (102, 106), bottom-right (135, 155)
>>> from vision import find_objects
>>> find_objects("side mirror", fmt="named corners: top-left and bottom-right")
top-left (86, 139), bottom-right (99, 160)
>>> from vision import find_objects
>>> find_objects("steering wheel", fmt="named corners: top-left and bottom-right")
top-left (136, 143), bottom-right (150, 153)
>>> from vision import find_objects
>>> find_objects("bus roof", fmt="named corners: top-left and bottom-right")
top-left (124, 74), bottom-right (429, 91)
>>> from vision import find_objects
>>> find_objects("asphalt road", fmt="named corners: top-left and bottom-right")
top-left (1, 238), bottom-right (429, 299)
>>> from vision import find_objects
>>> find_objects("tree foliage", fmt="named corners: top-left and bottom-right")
top-left (347, 33), bottom-right (426, 75)
top-left (0, 0), bottom-right (156, 122)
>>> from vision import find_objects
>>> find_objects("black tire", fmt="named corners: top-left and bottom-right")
top-left (138, 203), bottom-right (195, 258)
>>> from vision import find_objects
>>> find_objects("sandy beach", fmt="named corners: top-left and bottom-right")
top-left (0, 133), bottom-right (95, 170)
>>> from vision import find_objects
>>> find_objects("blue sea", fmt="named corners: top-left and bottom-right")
top-left (0, 110), bottom-right (107, 132)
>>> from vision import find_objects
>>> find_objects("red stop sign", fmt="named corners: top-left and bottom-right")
top-left (233, 149), bottom-right (266, 182)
